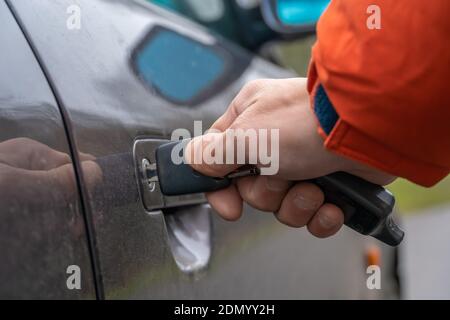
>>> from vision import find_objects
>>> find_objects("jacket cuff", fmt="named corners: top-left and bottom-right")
top-left (313, 84), bottom-right (339, 135)
top-left (307, 59), bottom-right (448, 187)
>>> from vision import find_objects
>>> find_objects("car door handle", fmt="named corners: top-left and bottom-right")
top-left (134, 138), bottom-right (213, 273)
top-left (163, 204), bottom-right (213, 273)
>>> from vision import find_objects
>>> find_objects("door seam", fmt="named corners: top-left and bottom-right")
top-left (5, 0), bottom-right (105, 300)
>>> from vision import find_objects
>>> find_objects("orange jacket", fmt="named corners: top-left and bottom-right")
top-left (308, 0), bottom-right (450, 187)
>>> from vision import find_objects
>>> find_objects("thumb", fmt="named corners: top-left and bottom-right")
top-left (185, 132), bottom-right (241, 178)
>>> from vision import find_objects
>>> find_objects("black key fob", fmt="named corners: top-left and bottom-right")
top-left (155, 140), bottom-right (404, 246)
top-left (156, 141), bottom-right (231, 195)
top-left (313, 173), bottom-right (404, 246)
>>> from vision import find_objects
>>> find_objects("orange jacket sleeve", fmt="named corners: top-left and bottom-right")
top-left (308, 0), bottom-right (450, 187)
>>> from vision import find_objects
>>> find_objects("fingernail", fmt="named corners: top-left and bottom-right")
top-left (293, 194), bottom-right (320, 210)
top-left (265, 177), bottom-right (287, 192)
top-left (318, 211), bottom-right (337, 229)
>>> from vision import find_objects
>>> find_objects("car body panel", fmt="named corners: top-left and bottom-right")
top-left (0, 1), bottom-right (95, 299)
top-left (7, 0), bottom-right (399, 299)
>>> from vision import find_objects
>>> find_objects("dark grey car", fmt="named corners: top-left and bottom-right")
top-left (0, 0), bottom-right (399, 299)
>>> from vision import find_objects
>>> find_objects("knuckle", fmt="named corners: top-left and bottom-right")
top-left (241, 79), bottom-right (268, 98)
top-left (275, 212), bottom-right (308, 228)
top-left (231, 79), bottom-right (272, 115)
top-left (241, 187), bottom-right (279, 213)
top-left (306, 205), bottom-right (344, 238)
top-left (245, 79), bottom-right (264, 91)
top-left (257, 198), bottom-right (280, 212)
top-left (242, 190), bottom-right (264, 210)
top-left (228, 99), bottom-right (241, 120)
top-left (291, 183), bottom-right (325, 209)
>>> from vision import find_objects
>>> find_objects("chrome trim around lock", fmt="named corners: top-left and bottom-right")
top-left (133, 138), bottom-right (206, 212)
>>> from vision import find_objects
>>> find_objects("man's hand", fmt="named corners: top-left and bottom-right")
top-left (186, 78), bottom-right (395, 238)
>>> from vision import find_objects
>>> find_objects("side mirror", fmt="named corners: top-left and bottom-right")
top-left (261, 0), bottom-right (329, 36)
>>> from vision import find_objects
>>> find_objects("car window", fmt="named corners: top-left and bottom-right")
top-left (185, 0), bottom-right (225, 22)
top-left (148, 0), bottom-right (272, 49)
top-left (133, 28), bottom-right (227, 104)
top-left (277, 0), bottom-right (330, 25)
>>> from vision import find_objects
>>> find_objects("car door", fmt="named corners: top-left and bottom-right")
top-left (0, 1), bottom-right (96, 299)
top-left (8, 0), bottom-right (399, 299)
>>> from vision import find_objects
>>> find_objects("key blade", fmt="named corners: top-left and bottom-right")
top-left (227, 166), bottom-right (260, 179)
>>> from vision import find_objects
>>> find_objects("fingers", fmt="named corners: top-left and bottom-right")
top-left (206, 185), bottom-right (243, 221)
top-left (208, 178), bottom-right (344, 239)
top-left (185, 127), bottom-right (270, 177)
top-left (276, 182), bottom-right (325, 228)
top-left (306, 203), bottom-right (344, 238)
top-left (184, 78), bottom-right (347, 239)
top-left (236, 175), bottom-right (291, 212)
top-left (185, 132), bottom-right (241, 177)
top-left (276, 182), bottom-right (344, 238)
top-left (211, 79), bottom-right (268, 131)
top-left (206, 176), bottom-right (291, 221)
top-left (185, 80), bottom-right (272, 177)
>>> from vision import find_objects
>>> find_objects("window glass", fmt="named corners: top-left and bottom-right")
top-left (277, 0), bottom-right (329, 26)
top-left (235, 0), bottom-right (261, 10)
top-left (134, 29), bottom-right (225, 104)
top-left (150, 0), bottom-right (181, 11)
top-left (185, 0), bottom-right (225, 22)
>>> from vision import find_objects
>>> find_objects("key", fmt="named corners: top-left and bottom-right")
top-left (154, 140), bottom-right (404, 246)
